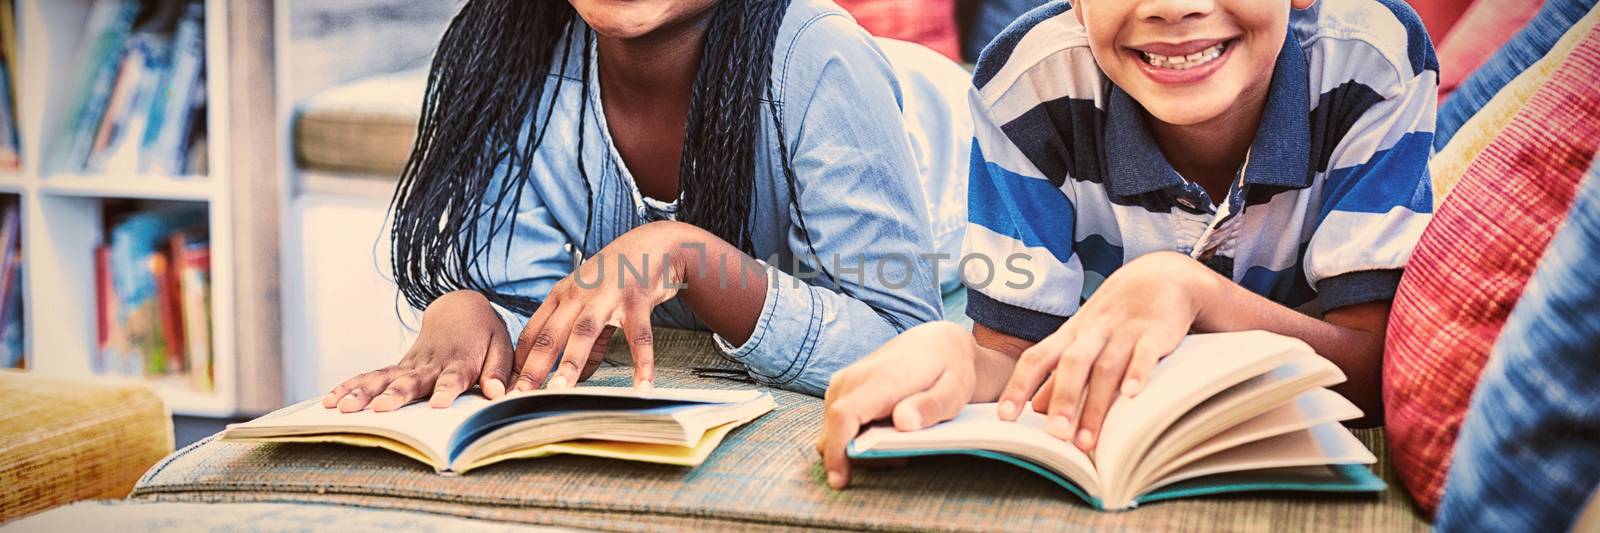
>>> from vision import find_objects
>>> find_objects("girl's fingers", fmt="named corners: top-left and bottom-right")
top-left (621, 302), bottom-right (656, 390)
top-left (1044, 333), bottom-right (1108, 441)
top-left (551, 303), bottom-right (615, 390)
top-left (480, 329), bottom-right (515, 399)
top-left (429, 359), bottom-right (478, 408)
top-left (1073, 335), bottom-right (1136, 452)
top-left (370, 368), bottom-right (440, 413)
top-left (515, 302), bottom-right (581, 391)
top-left (513, 296), bottom-right (562, 378)
top-left (334, 367), bottom-right (404, 412)
top-left (891, 368), bottom-right (968, 432)
top-left (998, 329), bottom-right (1075, 421)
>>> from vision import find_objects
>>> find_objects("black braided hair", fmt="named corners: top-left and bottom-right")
top-left (389, 0), bottom-right (818, 316)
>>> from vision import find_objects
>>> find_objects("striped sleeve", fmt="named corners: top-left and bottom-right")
top-left (1304, 0), bottom-right (1439, 310)
top-left (962, 85), bottom-right (1085, 343)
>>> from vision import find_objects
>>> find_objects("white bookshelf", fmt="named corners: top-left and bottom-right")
top-left (11, 0), bottom-right (280, 416)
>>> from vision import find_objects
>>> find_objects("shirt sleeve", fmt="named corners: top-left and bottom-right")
top-left (1304, 55), bottom-right (1438, 311)
top-left (470, 156), bottom-right (577, 343)
top-left (961, 80), bottom-right (1086, 343)
top-left (710, 12), bottom-right (945, 396)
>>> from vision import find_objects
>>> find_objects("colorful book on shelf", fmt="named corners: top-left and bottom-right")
top-left (52, 0), bottom-right (140, 173)
top-left (90, 33), bottom-right (172, 174)
top-left (223, 388), bottom-right (777, 474)
top-left (0, 54), bottom-right (17, 172)
top-left (105, 206), bottom-right (205, 380)
top-left (173, 230), bottom-right (212, 392)
top-left (143, 2), bottom-right (205, 176)
top-left (0, 201), bottom-right (18, 369)
top-left (848, 331), bottom-right (1383, 512)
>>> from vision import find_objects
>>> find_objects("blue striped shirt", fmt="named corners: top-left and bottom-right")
top-left (962, 0), bottom-right (1438, 341)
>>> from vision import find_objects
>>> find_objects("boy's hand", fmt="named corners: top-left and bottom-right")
top-left (997, 251), bottom-right (1219, 451)
top-left (322, 290), bottom-right (514, 412)
top-left (817, 321), bottom-right (978, 489)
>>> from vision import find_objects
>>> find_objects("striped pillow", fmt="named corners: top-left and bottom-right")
top-left (1384, 17), bottom-right (1600, 517)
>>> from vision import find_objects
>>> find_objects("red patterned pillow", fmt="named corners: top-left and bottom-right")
top-left (1385, 24), bottom-right (1600, 517)
top-left (834, 0), bottom-right (961, 62)
top-left (1436, 0), bottom-right (1545, 99)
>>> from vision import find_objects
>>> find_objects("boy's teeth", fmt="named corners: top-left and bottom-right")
top-left (1141, 43), bottom-right (1226, 70)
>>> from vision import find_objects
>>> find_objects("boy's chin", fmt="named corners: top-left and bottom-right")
top-left (1139, 97), bottom-right (1237, 128)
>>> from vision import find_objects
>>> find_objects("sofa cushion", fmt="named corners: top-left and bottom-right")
top-left (293, 69), bottom-right (426, 177)
top-left (131, 329), bottom-right (1426, 532)
top-left (0, 370), bottom-right (173, 522)
top-left (1435, 0), bottom-right (1545, 99)
top-left (1435, 0), bottom-right (1595, 149)
top-left (1431, 5), bottom-right (1600, 202)
top-left (1383, 17), bottom-right (1600, 518)
top-left (835, 0), bottom-right (961, 61)
top-left (1434, 162), bottom-right (1600, 533)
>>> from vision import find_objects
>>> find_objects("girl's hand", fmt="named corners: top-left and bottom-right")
top-left (322, 290), bottom-right (513, 412)
top-left (817, 321), bottom-right (978, 489)
top-left (997, 251), bottom-right (1219, 451)
top-left (512, 221), bottom-right (690, 392)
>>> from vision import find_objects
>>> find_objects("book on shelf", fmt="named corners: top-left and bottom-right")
top-left (0, 199), bottom-right (20, 369)
top-left (223, 388), bottom-right (776, 474)
top-left (848, 331), bottom-right (1384, 511)
top-left (96, 206), bottom-right (212, 390)
top-left (0, 0), bottom-right (18, 172)
top-left (53, 0), bottom-right (207, 176)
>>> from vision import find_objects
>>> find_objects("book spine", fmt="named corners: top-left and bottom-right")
top-left (148, 3), bottom-right (204, 176)
top-left (52, 0), bottom-right (139, 173)
top-left (178, 237), bottom-right (211, 392)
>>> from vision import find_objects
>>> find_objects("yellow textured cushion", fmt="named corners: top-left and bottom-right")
top-left (1431, 6), bottom-right (1600, 205)
top-left (0, 371), bottom-right (173, 522)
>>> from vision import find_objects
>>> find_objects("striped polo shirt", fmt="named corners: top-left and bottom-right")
top-left (963, 0), bottom-right (1438, 342)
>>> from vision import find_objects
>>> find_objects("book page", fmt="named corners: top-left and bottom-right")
top-left (853, 403), bottom-right (1101, 495)
top-left (1092, 331), bottom-right (1313, 496)
top-left (1143, 422), bottom-right (1376, 494)
top-left (223, 394), bottom-right (495, 466)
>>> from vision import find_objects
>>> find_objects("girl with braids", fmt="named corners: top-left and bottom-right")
top-left (323, 0), bottom-right (973, 413)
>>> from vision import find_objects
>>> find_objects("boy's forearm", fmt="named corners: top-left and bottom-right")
top-left (1185, 265), bottom-right (1389, 425)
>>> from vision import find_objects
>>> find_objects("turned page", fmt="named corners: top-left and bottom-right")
top-left (1092, 331), bottom-right (1317, 495)
top-left (226, 393), bottom-right (494, 463)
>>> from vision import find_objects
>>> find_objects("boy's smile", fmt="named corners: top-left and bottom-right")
top-left (1075, 0), bottom-right (1314, 128)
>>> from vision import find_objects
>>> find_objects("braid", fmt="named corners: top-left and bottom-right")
top-left (392, 0), bottom-right (820, 316)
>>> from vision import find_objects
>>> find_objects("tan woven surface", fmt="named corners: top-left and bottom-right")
top-left (131, 330), bottom-right (1426, 532)
top-left (1, 370), bottom-right (174, 523)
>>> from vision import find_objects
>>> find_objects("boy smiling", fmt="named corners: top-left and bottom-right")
top-left (819, 0), bottom-right (1436, 488)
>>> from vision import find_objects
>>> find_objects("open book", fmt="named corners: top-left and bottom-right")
top-left (222, 387), bottom-right (775, 474)
top-left (848, 331), bottom-right (1384, 511)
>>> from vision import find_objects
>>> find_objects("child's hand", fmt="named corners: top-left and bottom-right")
top-left (322, 290), bottom-right (513, 412)
top-left (511, 221), bottom-right (688, 392)
top-left (817, 321), bottom-right (978, 489)
top-left (997, 252), bottom-right (1218, 451)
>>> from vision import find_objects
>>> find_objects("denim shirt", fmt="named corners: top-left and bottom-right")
top-left (470, 0), bottom-right (971, 396)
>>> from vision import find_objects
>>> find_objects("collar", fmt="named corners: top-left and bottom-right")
top-left (1103, 31), bottom-right (1312, 198)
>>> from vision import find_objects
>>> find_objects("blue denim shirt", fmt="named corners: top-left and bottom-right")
top-left (470, 0), bottom-right (971, 396)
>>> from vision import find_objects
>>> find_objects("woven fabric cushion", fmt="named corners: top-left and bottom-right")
top-left (11, 500), bottom-right (560, 532)
top-left (1435, 0), bottom-right (1545, 99)
top-left (1383, 20), bottom-right (1600, 518)
top-left (835, 0), bottom-right (961, 61)
top-left (133, 329), bottom-right (1426, 532)
top-left (1, 370), bottom-right (173, 522)
top-left (293, 69), bottom-right (426, 177)
top-left (1434, 0), bottom-right (1593, 149)
top-left (1431, 5), bottom-right (1600, 203)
